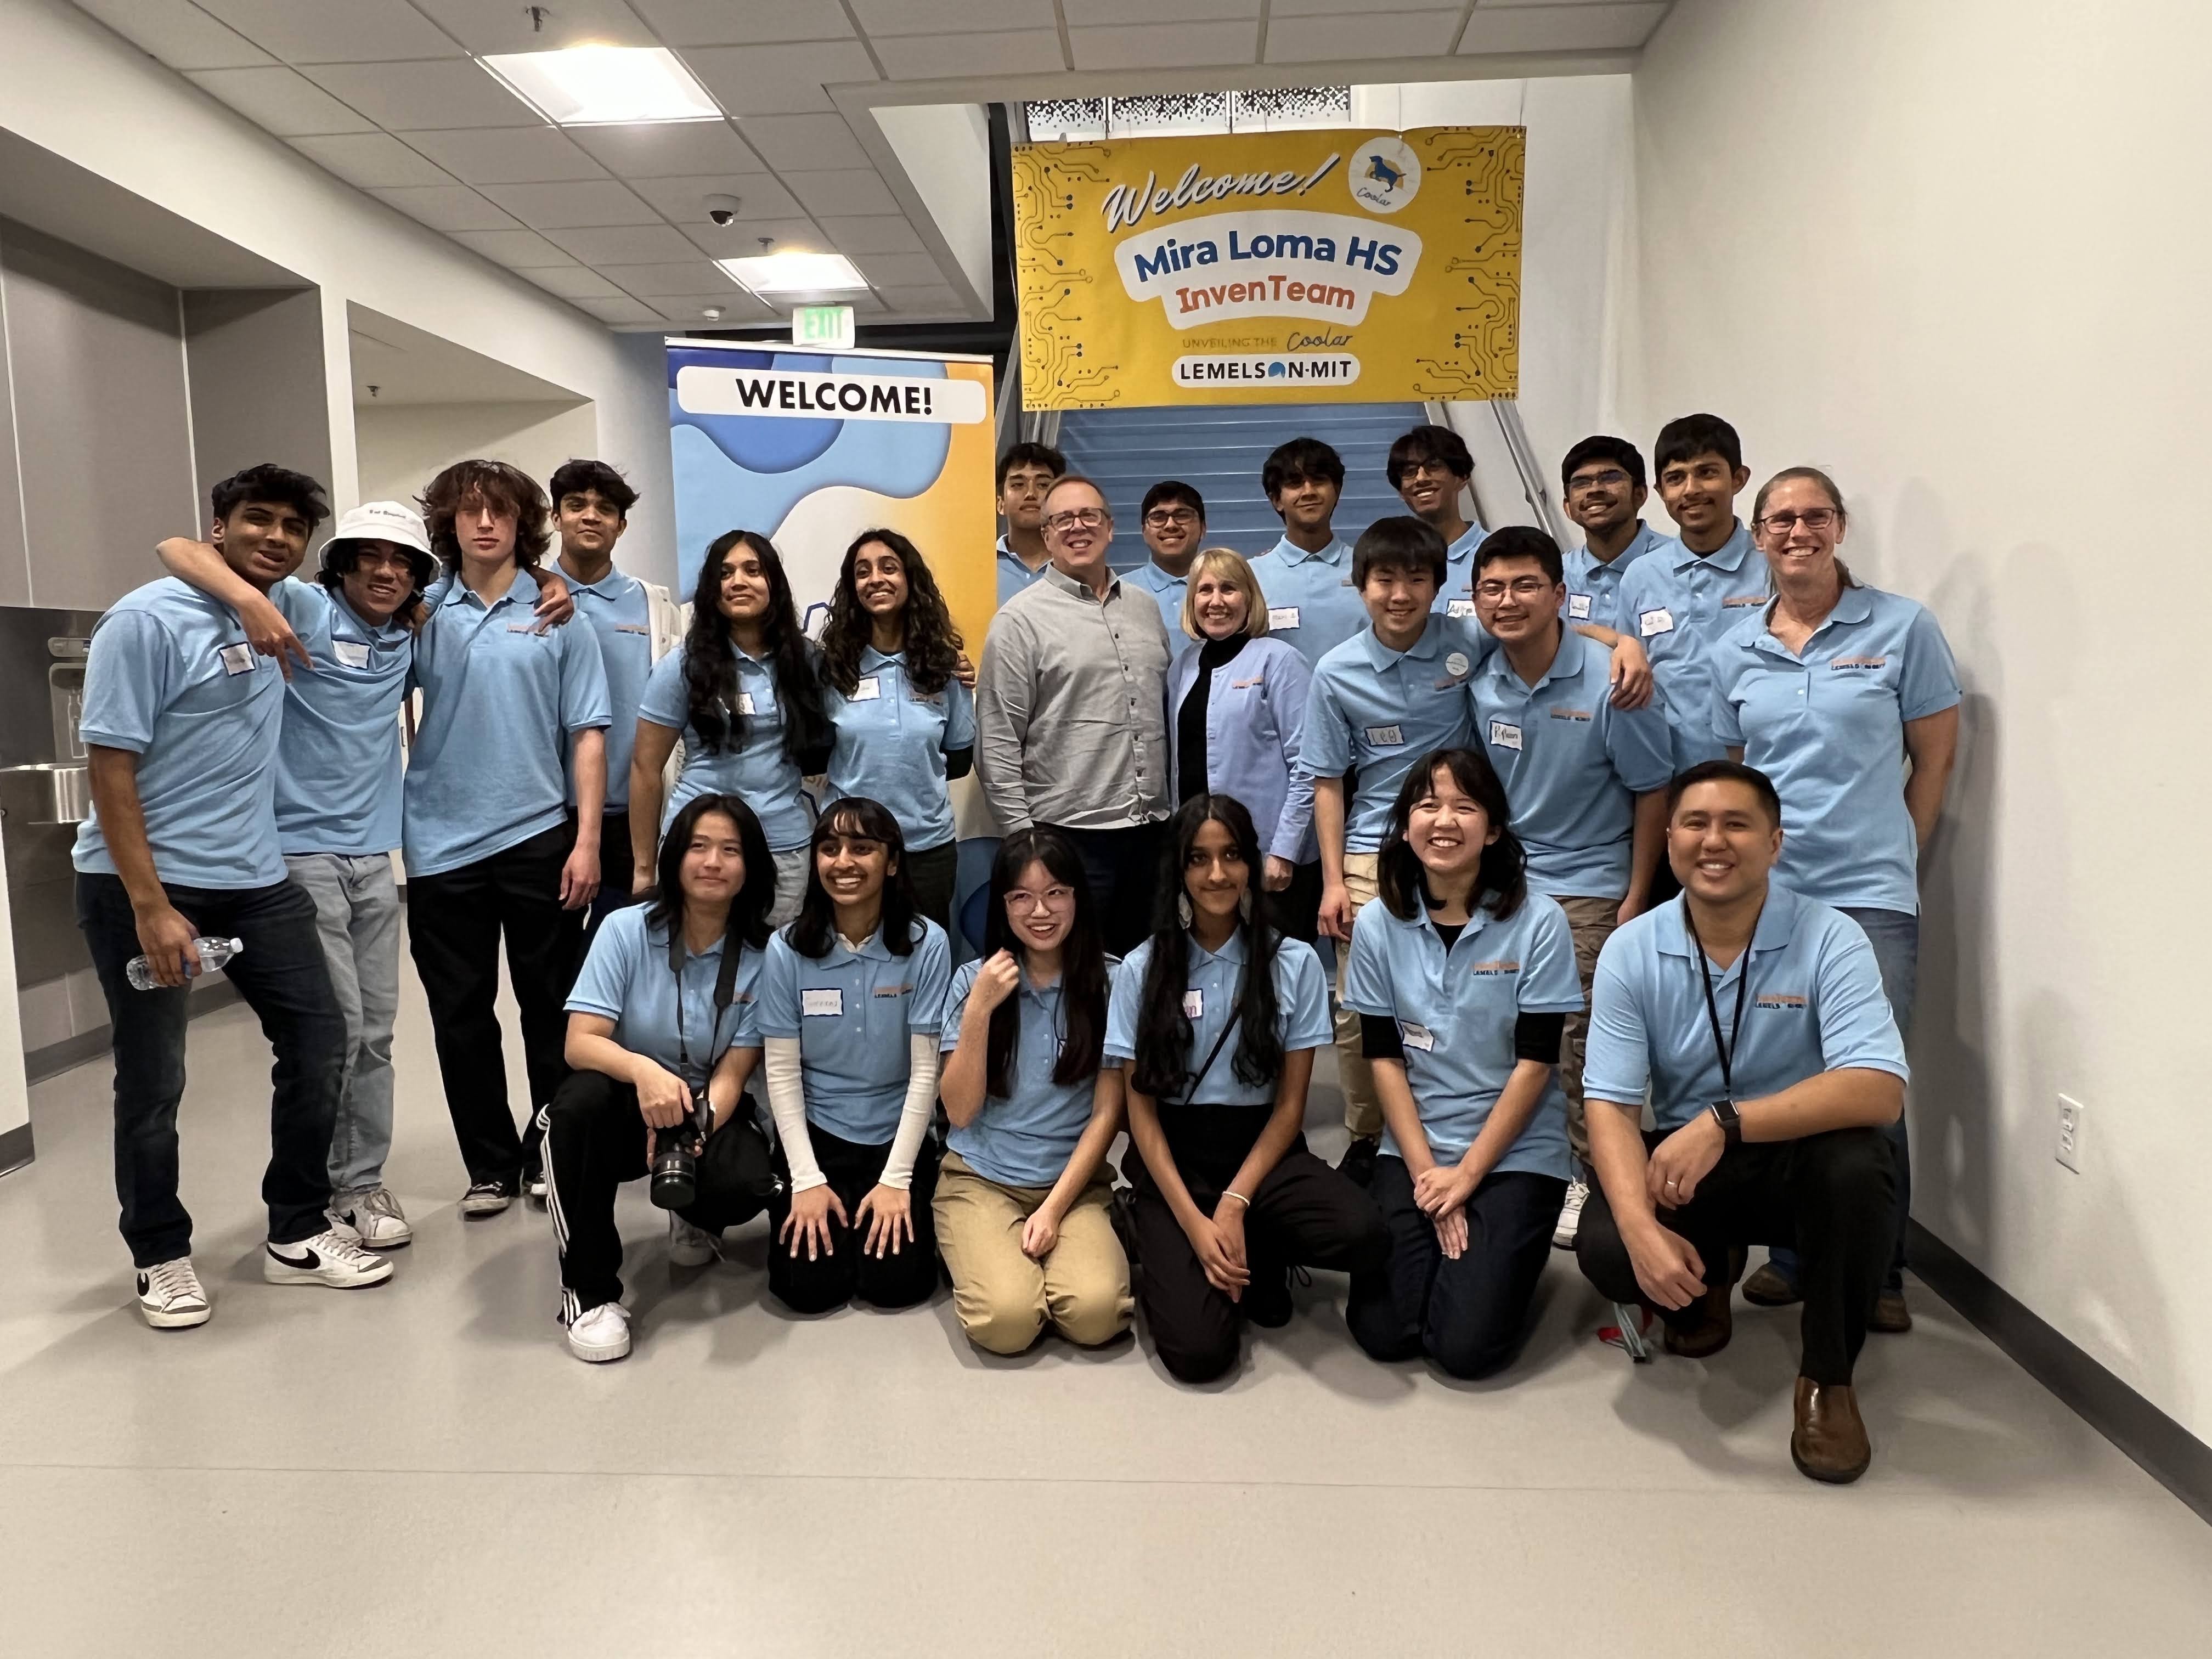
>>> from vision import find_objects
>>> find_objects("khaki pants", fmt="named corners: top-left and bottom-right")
top-left (1334, 852), bottom-right (1384, 1138)
top-left (932, 1152), bottom-right (1132, 1354)
top-left (1555, 893), bottom-right (1623, 1169)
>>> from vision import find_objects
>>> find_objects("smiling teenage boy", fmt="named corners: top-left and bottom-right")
top-left (994, 442), bottom-right (1066, 605)
top-left (1560, 436), bottom-right (1667, 633)
top-left (1125, 479), bottom-right (1206, 635)
top-left (1246, 437), bottom-right (1367, 673)
top-left (1386, 423), bottom-right (1487, 614)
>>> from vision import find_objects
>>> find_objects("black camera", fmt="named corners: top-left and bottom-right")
top-left (649, 1088), bottom-right (712, 1210)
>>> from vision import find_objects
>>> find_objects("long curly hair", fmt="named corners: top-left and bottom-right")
top-left (816, 527), bottom-right (963, 698)
top-left (417, 459), bottom-right (550, 571)
top-left (681, 529), bottom-right (831, 766)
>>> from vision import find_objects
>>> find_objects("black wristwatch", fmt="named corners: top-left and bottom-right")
top-left (1708, 1099), bottom-right (1742, 1147)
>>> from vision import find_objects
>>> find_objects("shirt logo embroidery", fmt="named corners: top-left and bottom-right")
top-left (1469, 959), bottom-right (1521, 977)
top-left (1754, 992), bottom-right (1807, 1009)
top-left (1722, 594), bottom-right (1767, 608)
top-left (1548, 707), bottom-right (1593, 722)
top-left (1829, 655), bottom-right (1889, 670)
top-left (1231, 675), bottom-right (1264, 690)
top-left (872, 984), bottom-right (911, 997)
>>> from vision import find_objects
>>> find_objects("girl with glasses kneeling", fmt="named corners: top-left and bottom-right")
top-left (934, 830), bottom-right (1133, 1354)
top-left (1108, 795), bottom-right (1389, 1383)
top-left (758, 797), bottom-right (953, 1314)
top-left (1342, 749), bottom-right (1585, 1379)
top-left (545, 793), bottom-right (780, 1364)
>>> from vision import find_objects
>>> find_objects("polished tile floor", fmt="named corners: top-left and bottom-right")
top-left (2, 973), bottom-right (2207, 1656)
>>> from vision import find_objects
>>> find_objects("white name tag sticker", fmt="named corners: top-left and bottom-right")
top-left (1400, 1021), bottom-right (1436, 1052)
top-left (1488, 720), bottom-right (1523, 752)
top-left (1638, 607), bottom-right (1675, 638)
top-left (852, 676), bottom-right (882, 701)
top-left (1182, 989), bottom-right (1204, 1019)
top-left (1446, 599), bottom-right (1475, 619)
top-left (333, 640), bottom-right (371, 669)
top-left (801, 988), bottom-right (843, 1017)
top-left (1566, 593), bottom-right (1593, 619)
top-left (1267, 606), bottom-right (1300, 630)
top-left (737, 692), bottom-right (758, 716)
top-left (217, 642), bottom-right (255, 676)
top-left (1364, 724), bottom-right (1406, 748)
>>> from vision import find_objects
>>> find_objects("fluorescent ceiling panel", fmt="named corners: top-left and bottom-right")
top-left (481, 46), bottom-right (722, 126)
top-left (715, 251), bottom-right (870, 294)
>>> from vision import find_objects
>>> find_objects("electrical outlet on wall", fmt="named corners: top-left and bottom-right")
top-left (2056, 1093), bottom-right (2084, 1173)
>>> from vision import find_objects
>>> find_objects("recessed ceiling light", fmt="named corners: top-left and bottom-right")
top-left (480, 46), bottom-right (719, 126)
top-left (715, 252), bottom-right (868, 295)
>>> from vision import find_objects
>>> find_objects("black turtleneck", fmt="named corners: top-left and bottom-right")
top-left (1177, 633), bottom-right (1248, 804)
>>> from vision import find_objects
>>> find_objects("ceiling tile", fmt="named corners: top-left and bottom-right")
top-left (651, 295), bottom-right (778, 324)
top-left (185, 66), bottom-right (379, 136)
top-left (289, 132), bottom-right (457, 189)
top-left (595, 261), bottom-right (739, 294)
top-left (877, 30), bottom-right (1066, 80)
top-left (367, 184), bottom-right (522, 230)
top-left (1067, 21), bottom-right (1260, 70)
top-left (524, 267), bottom-right (629, 300)
top-left (629, 0), bottom-right (855, 44)
top-left (445, 228), bottom-right (580, 267)
top-left (875, 285), bottom-right (961, 313)
top-left (302, 59), bottom-right (541, 129)
top-left (404, 127), bottom-right (612, 184)
top-left (568, 121), bottom-right (769, 178)
top-left (682, 217), bottom-right (831, 259)
top-left (409, 0), bottom-right (658, 53)
top-left (577, 296), bottom-right (669, 325)
top-left (1272, 0), bottom-right (1449, 12)
top-left (850, 251), bottom-right (950, 287)
top-left (1267, 10), bottom-right (1462, 61)
top-left (785, 168), bottom-right (901, 216)
top-left (818, 215), bottom-right (926, 255)
top-left (684, 42), bottom-right (881, 115)
top-left (734, 114), bottom-right (872, 172)
top-left (1073, 0), bottom-right (1261, 20)
top-left (542, 224), bottom-right (709, 263)
top-left (627, 173), bottom-right (804, 223)
top-left (854, 0), bottom-right (1057, 30)
top-left (1458, 2), bottom-right (1669, 53)
top-left (477, 179), bottom-right (662, 228)
top-left (193, 0), bottom-right (465, 64)
top-left (72, 0), bottom-right (274, 70)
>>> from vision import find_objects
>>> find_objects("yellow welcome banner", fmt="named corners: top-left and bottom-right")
top-left (1011, 126), bottom-right (1523, 410)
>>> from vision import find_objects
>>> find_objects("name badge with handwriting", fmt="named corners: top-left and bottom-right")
top-left (1267, 606), bottom-right (1300, 630)
top-left (1567, 593), bottom-right (1593, 619)
top-left (1488, 720), bottom-right (1523, 752)
top-left (1182, 989), bottom-right (1204, 1019)
top-left (218, 643), bottom-right (255, 676)
top-left (1400, 1022), bottom-right (1436, 1052)
top-left (1446, 599), bottom-right (1476, 619)
top-left (737, 692), bottom-right (758, 716)
top-left (801, 989), bottom-right (843, 1017)
top-left (1364, 724), bottom-right (1406, 748)
top-left (1638, 608), bottom-right (1675, 637)
top-left (853, 676), bottom-right (881, 701)
top-left (334, 640), bottom-right (371, 669)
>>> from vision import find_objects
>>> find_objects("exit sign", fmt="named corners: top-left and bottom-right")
top-left (793, 303), bottom-right (855, 349)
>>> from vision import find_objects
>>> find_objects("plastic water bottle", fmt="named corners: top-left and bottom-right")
top-left (126, 936), bottom-right (244, 991)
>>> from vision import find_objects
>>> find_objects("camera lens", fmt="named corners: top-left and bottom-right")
top-left (650, 1131), bottom-right (698, 1211)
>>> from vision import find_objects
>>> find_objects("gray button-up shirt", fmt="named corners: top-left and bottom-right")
top-left (977, 562), bottom-right (1172, 832)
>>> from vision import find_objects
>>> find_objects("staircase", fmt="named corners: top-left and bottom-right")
top-left (1053, 400), bottom-right (1429, 569)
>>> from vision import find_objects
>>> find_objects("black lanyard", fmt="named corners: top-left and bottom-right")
top-left (668, 925), bottom-right (743, 1086)
top-left (1683, 901), bottom-right (1762, 1101)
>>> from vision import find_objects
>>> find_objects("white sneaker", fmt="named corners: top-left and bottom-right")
top-left (263, 1229), bottom-right (397, 1288)
top-left (524, 1168), bottom-right (549, 1206)
top-left (668, 1213), bottom-right (719, 1268)
top-left (566, 1301), bottom-right (631, 1363)
top-left (335, 1187), bottom-right (413, 1250)
top-left (136, 1257), bottom-right (211, 1328)
top-left (1553, 1178), bottom-right (1590, 1250)
top-left (324, 1209), bottom-right (363, 1245)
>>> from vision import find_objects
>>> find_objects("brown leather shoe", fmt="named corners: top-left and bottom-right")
top-left (1791, 1377), bottom-right (1872, 1483)
top-left (1741, 1261), bottom-right (1802, 1306)
top-left (1662, 1245), bottom-right (1746, 1358)
top-left (1870, 1288), bottom-right (1912, 1333)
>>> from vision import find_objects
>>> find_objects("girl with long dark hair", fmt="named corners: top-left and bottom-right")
top-left (1105, 795), bottom-right (1387, 1383)
top-left (756, 797), bottom-right (952, 1314)
top-left (934, 830), bottom-right (1131, 1353)
top-left (1341, 749), bottom-right (1584, 1379)
top-left (631, 531), bottom-right (832, 926)
top-left (816, 528), bottom-right (975, 928)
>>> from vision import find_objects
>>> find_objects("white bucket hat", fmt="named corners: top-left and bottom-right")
top-left (326, 499), bottom-right (432, 556)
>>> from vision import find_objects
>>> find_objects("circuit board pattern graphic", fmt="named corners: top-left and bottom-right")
top-left (1012, 127), bottom-right (1522, 410)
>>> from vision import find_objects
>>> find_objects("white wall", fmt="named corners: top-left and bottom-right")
top-left (356, 402), bottom-right (598, 520)
top-left (1627, 0), bottom-right (2212, 1442)
top-left (0, 0), bottom-right (674, 585)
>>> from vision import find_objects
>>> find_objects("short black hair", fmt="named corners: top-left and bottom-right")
top-left (1561, 435), bottom-right (1645, 492)
top-left (1654, 414), bottom-right (1743, 477)
top-left (319, 535), bottom-right (435, 623)
top-left (1139, 479), bottom-right (1205, 522)
top-left (1474, 525), bottom-right (1564, 586)
top-left (548, 458), bottom-right (637, 517)
top-left (1262, 436), bottom-right (1345, 499)
top-left (1385, 423), bottom-right (1473, 488)
top-left (1352, 515), bottom-right (1447, 589)
top-left (1665, 758), bottom-right (1782, 826)
top-left (996, 441), bottom-right (1065, 491)
top-left (211, 464), bottom-right (329, 532)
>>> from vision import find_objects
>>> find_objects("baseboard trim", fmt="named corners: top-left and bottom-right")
top-left (23, 980), bottom-right (242, 1086)
top-left (0, 1121), bottom-right (32, 1176)
top-left (1910, 1220), bottom-right (2212, 1525)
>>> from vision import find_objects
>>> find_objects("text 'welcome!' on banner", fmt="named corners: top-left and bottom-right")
top-left (674, 365), bottom-right (990, 425)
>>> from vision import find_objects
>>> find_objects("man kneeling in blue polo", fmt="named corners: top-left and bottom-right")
top-left (1573, 760), bottom-right (1905, 1485)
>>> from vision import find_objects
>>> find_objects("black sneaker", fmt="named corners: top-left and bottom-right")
top-left (1336, 1135), bottom-right (1381, 1188)
top-left (459, 1178), bottom-right (517, 1217)
top-left (1244, 1265), bottom-right (1293, 1328)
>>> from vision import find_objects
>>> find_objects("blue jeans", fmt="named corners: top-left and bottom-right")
top-left (1769, 907), bottom-right (1918, 1292)
top-left (286, 853), bottom-right (402, 1199)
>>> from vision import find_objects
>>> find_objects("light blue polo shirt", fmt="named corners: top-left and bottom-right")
top-left (1343, 892), bottom-right (1584, 1177)
top-left (565, 905), bottom-right (762, 1084)
top-left (1615, 520), bottom-right (1770, 770)
top-left (1104, 928), bottom-right (1331, 1106)
top-left (73, 577), bottom-right (287, 890)
top-left (1300, 614), bottom-right (1485, 853)
top-left (266, 578), bottom-right (411, 857)
top-left (1714, 585), bottom-right (1961, 915)
top-left (1562, 521), bottom-right (1665, 633)
top-left (1584, 886), bottom-right (1909, 1132)
top-left (1122, 559), bottom-right (1190, 637)
top-left (941, 958), bottom-right (1108, 1187)
top-left (1166, 635), bottom-right (1315, 864)
top-left (757, 917), bottom-right (952, 1146)
top-left (566, 566), bottom-right (654, 811)
top-left (1472, 628), bottom-right (1675, 899)
top-left (997, 534), bottom-right (1048, 606)
top-left (404, 567), bottom-right (612, 879)
top-left (823, 647), bottom-right (976, 853)
top-left (639, 642), bottom-right (813, 852)
top-left (1434, 521), bottom-right (1487, 619)
top-left (1245, 534), bottom-right (1364, 673)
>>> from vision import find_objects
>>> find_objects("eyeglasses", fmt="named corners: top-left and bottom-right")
top-left (1143, 509), bottom-right (1199, 528)
top-left (1045, 509), bottom-right (1110, 532)
top-left (1757, 509), bottom-right (1838, 536)
top-left (1003, 886), bottom-right (1076, 915)
top-left (1568, 469), bottom-right (1632, 494)
top-left (1400, 459), bottom-right (1458, 479)
top-left (1474, 576), bottom-right (1556, 601)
